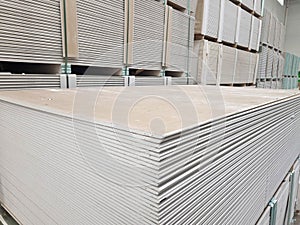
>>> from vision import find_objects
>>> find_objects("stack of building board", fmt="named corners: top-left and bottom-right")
top-left (68, 0), bottom-right (124, 68)
top-left (249, 16), bottom-right (262, 51)
top-left (134, 77), bottom-right (167, 86)
top-left (0, 74), bottom-right (65, 89)
top-left (194, 40), bottom-right (221, 84)
top-left (268, 14), bottom-right (275, 47)
top-left (0, 0), bottom-right (63, 64)
top-left (235, 49), bottom-right (254, 83)
top-left (131, 0), bottom-right (165, 70)
top-left (272, 51), bottom-right (279, 78)
top-left (257, 45), bottom-right (268, 79)
top-left (76, 75), bottom-right (126, 87)
top-left (266, 48), bottom-right (274, 78)
top-left (250, 53), bottom-right (258, 81)
top-left (195, 0), bottom-right (222, 39)
top-left (278, 54), bottom-right (284, 79)
top-left (279, 23), bottom-right (286, 51)
top-left (167, 8), bottom-right (195, 73)
top-left (0, 86), bottom-right (299, 225)
top-left (221, 0), bottom-right (239, 44)
top-left (237, 8), bottom-right (252, 48)
top-left (261, 10), bottom-right (271, 44)
top-left (220, 45), bottom-right (237, 84)
top-left (274, 18), bottom-right (281, 49)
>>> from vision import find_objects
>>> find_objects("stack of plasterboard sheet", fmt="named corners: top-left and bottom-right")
top-left (268, 14), bottom-right (275, 47)
top-left (235, 49), bottom-right (253, 83)
top-left (256, 206), bottom-right (271, 225)
top-left (76, 75), bottom-right (126, 87)
top-left (272, 51), bottom-right (279, 78)
top-left (261, 10), bottom-right (271, 44)
top-left (0, 74), bottom-right (65, 89)
top-left (279, 23), bottom-right (286, 51)
top-left (134, 77), bottom-right (166, 86)
top-left (68, 0), bottom-right (124, 68)
top-left (256, 80), bottom-right (265, 88)
top-left (0, 86), bottom-right (300, 225)
top-left (250, 16), bottom-right (262, 51)
top-left (266, 48), bottom-right (274, 78)
top-left (254, 0), bottom-right (262, 16)
top-left (167, 8), bottom-right (195, 73)
top-left (194, 40), bottom-right (221, 84)
top-left (278, 54), bottom-right (284, 79)
top-left (221, 0), bottom-right (238, 44)
top-left (237, 8), bottom-right (252, 48)
top-left (241, 0), bottom-right (254, 10)
top-left (131, 0), bottom-right (164, 70)
top-left (249, 53), bottom-right (259, 82)
top-left (0, 0), bottom-right (63, 64)
top-left (257, 45), bottom-right (268, 79)
top-left (274, 18), bottom-right (281, 49)
top-left (195, 0), bottom-right (222, 39)
top-left (220, 45), bottom-right (237, 84)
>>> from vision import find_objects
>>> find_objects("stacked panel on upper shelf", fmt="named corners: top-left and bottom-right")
top-left (130, 0), bottom-right (165, 70)
top-left (268, 14), bottom-right (276, 47)
top-left (279, 23), bottom-right (286, 51)
top-left (195, 0), bottom-right (222, 39)
top-left (167, 7), bottom-right (195, 73)
top-left (221, 0), bottom-right (239, 44)
top-left (237, 7), bottom-right (252, 48)
top-left (274, 18), bottom-right (281, 49)
top-left (261, 10), bottom-right (271, 44)
top-left (69, 0), bottom-right (124, 69)
top-left (0, 0), bottom-right (63, 64)
top-left (250, 15), bottom-right (262, 51)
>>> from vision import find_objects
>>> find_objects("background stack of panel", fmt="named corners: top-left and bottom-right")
top-left (221, 0), bottom-right (239, 44)
top-left (193, 0), bottom-right (262, 86)
top-left (0, 86), bottom-right (299, 225)
top-left (130, 0), bottom-right (165, 71)
top-left (282, 52), bottom-right (300, 89)
top-left (193, 40), bottom-right (221, 84)
top-left (236, 7), bottom-right (252, 48)
top-left (0, 0), bottom-right (63, 64)
top-left (166, 7), bottom-right (195, 75)
top-left (257, 9), bottom-right (286, 89)
top-left (68, 0), bottom-right (124, 69)
top-left (194, 0), bottom-right (222, 40)
top-left (0, 0), bottom-right (197, 86)
top-left (220, 45), bottom-right (237, 84)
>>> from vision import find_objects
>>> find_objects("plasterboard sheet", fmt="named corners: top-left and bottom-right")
top-left (0, 86), bottom-right (299, 225)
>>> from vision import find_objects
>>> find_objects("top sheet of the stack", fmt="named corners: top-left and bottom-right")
top-left (0, 86), bottom-right (298, 137)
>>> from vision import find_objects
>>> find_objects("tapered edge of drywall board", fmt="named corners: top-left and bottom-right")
top-left (0, 86), bottom-right (298, 139)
